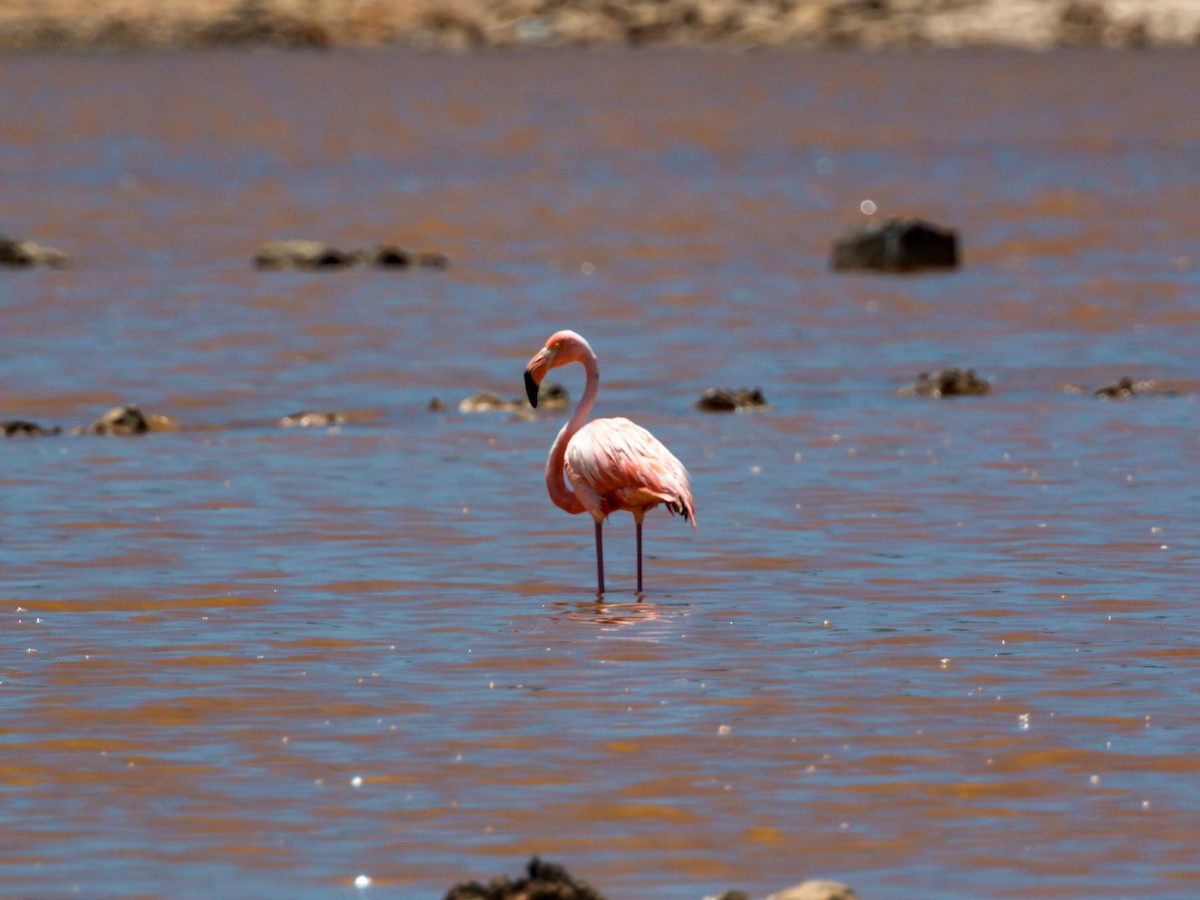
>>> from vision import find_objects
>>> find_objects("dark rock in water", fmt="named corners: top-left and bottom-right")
top-left (1095, 376), bottom-right (1137, 399)
top-left (1093, 376), bottom-right (1170, 399)
top-left (2, 419), bottom-right (62, 437)
top-left (697, 387), bottom-right (767, 412)
top-left (445, 856), bottom-right (605, 900)
top-left (428, 397), bottom-right (446, 412)
top-left (0, 234), bottom-right (68, 267)
top-left (712, 892), bottom-right (750, 900)
top-left (831, 217), bottom-right (959, 272)
top-left (357, 244), bottom-right (412, 268)
top-left (460, 383), bottom-right (569, 414)
top-left (85, 405), bottom-right (150, 435)
top-left (900, 369), bottom-right (990, 398)
top-left (256, 240), bottom-right (448, 271)
top-left (535, 382), bottom-right (569, 409)
top-left (354, 246), bottom-right (447, 269)
top-left (254, 240), bottom-right (355, 270)
top-left (279, 411), bottom-right (347, 428)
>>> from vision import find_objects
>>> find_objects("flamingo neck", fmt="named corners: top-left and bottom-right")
top-left (545, 349), bottom-right (599, 514)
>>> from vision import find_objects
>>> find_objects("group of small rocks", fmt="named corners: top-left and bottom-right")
top-left (443, 856), bottom-right (858, 900)
top-left (2, 219), bottom-right (950, 274)
top-left (3, 405), bottom-right (154, 437)
top-left (0, 234), bottom-right (450, 272)
top-left (253, 240), bottom-right (449, 271)
top-left (3, 217), bottom-right (1184, 439)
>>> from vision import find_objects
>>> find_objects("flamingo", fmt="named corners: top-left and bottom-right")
top-left (524, 330), bottom-right (696, 594)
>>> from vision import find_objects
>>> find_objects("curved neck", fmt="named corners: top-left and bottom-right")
top-left (545, 350), bottom-right (600, 514)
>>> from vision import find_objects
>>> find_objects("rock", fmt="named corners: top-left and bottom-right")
top-left (712, 892), bottom-right (750, 900)
top-left (2, 419), bottom-right (62, 437)
top-left (0, 234), bottom-right (68, 267)
top-left (534, 382), bottom-right (570, 410)
top-left (357, 246), bottom-right (448, 269)
top-left (899, 369), bottom-right (990, 398)
top-left (356, 244), bottom-right (412, 268)
top-left (256, 241), bottom-right (448, 270)
top-left (84, 405), bottom-right (150, 435)
top-left (1094, 376), bottom-right (1167, 399)
top-left (697, 387), bottom-right (767, 412)
top-left (459, 383), bottom-right (569, 414)
top-left (1095, 376), bottom-right (1137, 399)
top-left (428, 397), bottom-right (446, 411)
top-left (765, 880), bottom-right (860, 900)
top-left (445, 856), bottom-right (605, 900)
top-left (458, 391), bottom-right (512, 414)
top-left (253, 240), bottom-right (355, 270)
top-left (279, 410), bottom-right (347, 427)
top-left (831, 217), bottom-right (959, 272)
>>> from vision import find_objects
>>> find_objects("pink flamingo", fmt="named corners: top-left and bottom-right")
top-left (524, 330), bottom-right (696, 594)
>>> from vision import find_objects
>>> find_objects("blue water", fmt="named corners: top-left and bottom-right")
top-left (2, 49), bottom-right (1199, 898)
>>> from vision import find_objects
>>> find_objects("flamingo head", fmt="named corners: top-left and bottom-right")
top-left (524, 330), bottom-right (591, 407)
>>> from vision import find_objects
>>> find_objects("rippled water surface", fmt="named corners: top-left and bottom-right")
top-left (2, 50), bottom-right (1200, 898)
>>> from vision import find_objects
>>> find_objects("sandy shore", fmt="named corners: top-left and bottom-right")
top-left (1, 0), bottom-right (1198, 51)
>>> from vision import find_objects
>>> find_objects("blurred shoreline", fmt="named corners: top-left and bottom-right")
top-left (1, 0), bottom-right (1198, 52)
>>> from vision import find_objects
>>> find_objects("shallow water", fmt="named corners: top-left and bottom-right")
top-left (2, 49), bottom-right (1200, 898)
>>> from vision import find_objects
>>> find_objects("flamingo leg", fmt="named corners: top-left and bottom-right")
top-left (594, 519), bottom-right (605, 596)
top-left (636, 519), bottom-right (643, 594)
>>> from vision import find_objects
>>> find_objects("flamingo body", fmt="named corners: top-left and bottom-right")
top-left (524, 330), bottom-right (695, 594)
top-left (565, 417), bottom-right (693, 524)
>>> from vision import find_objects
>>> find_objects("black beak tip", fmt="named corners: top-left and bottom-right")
top-left (524, 369), bottom-right (539, 408)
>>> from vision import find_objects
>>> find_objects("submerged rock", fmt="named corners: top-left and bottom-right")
top-left (445, 856), bottom-right (605, 900)
top-left (459, 383), bottom-right (569, 414)
top-left (831, 217), bottom-right (959, 273)
top-left (0, 234), bottom-right (67, 268)
top-left (256, 240), bottom-right (449, 271)
top-left (84, 405), bottom-right (150, 435)
top-left (2, 419), bottom-right (62, 437)
top-left (533, 382), bottom-right (569, 409)
top-left (900, 369), bottom-right (990, 398)
top-left (1095, 376), bottom-right (1138, 399)
top-left (279, 410), bottom-right (347, 428)
top-left (697, 387), bottom-right (767, 412)
top-left (1092, 376), bottom-right (1171, 399)
top-left (356, 244), bottom-right (412, 268)
top-left (254, 240), bottom-right (355, 270)
top-left (765, 881), bottom-right (860, 900)
top-left (355, 245), bottom-right (450, 269)
top-left (458, 391), bottom-right (511, 414)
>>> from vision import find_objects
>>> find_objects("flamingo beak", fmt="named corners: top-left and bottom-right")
top-left (524, 346), bottom-right (555, 407)
top-left (524, 368), bottom-right (540, 407)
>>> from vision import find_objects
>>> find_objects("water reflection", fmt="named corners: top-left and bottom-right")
top-left (546, 598), bottom-right (685, 635)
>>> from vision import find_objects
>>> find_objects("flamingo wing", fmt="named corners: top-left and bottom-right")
top-left (565, 417), bottom-right (696, 525)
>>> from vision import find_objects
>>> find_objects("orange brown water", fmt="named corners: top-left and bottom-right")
top-left (2, 49), bottom-right (1199, 897)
